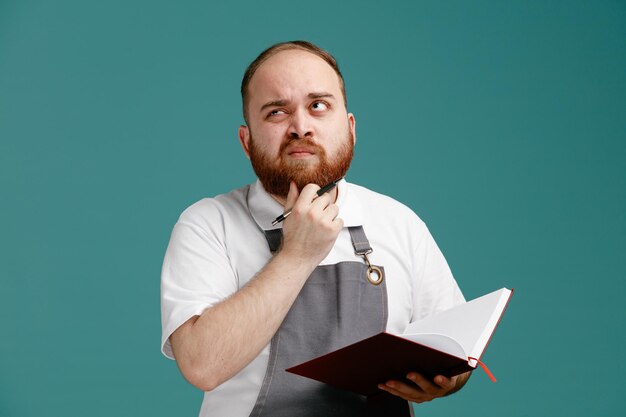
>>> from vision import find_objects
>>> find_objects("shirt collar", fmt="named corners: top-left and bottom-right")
top-left (247, 178), bottom-right (364, 231)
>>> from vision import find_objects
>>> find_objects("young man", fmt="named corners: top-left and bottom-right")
top-left (161, 41), bottom-right (470, 416)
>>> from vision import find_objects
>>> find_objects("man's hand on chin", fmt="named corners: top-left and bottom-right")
top-left (377, 371), bottom-right (471, 403)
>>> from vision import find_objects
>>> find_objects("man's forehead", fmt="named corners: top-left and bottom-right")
top-left (248, 49), bottom-right (342, 102)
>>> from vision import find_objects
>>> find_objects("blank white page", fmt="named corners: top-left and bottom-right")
top-left (404, 288), bottom-right (512, 365)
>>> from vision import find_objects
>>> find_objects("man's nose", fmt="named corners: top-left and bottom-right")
top-left (288, 109), bottom-right (313, 139)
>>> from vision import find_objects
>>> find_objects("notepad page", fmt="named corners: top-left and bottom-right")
top-left (403, 288), bottom-right (512, 362)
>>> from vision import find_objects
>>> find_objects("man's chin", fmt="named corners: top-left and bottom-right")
top-left (284, 157), bottom-right (319, 169)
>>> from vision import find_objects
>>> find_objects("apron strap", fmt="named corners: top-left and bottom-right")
top-left (349, 226), bottom-right (384, 285)
top-left (348, 226), bottom-right (372, 255)
top-left (263, 226), bottom-right (372, 256)
top-left (263, 228), bottom-right (283, 252)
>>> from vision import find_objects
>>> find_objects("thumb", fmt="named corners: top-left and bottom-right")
top-left (284, 181), bottom-right (299, 212)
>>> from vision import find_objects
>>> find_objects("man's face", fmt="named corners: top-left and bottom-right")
top-left (238, 49), bottom-right (356, 198)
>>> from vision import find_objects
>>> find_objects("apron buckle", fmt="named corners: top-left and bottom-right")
top-left (362, 253), bottom-right (384, 286)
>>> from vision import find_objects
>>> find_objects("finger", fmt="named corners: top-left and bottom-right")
top-left (332, 216), bottom-right (344, 232)
top-left (284, 181), bottom-right (300, 212)
top-left (377, 381), bottom-right (432, 403)
top-left (297, 183), bottom-right (322, 205)
top-left (321, 203), bottom-right (339, 222)
top-left (406, 373), bottom-right (444, 396)
top-left (378, 382), bottom-right (412, 402)
top-left (433, 374), bottom-right (456, 391)
top-left (310, 193), bottom-right (332, 211)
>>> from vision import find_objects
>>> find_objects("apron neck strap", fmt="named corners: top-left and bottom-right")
top-left (348, 226), bottom-right (372, 255)
top-left (263, 228), bottom-right (283, 252)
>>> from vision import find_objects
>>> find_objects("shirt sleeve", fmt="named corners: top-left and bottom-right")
top-left (411, 222), bottom-right (465, 322)
top-left (160, 199), bottom-right (238, 360)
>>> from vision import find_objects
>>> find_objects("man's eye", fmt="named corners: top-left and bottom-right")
top-left (268, 109), bottom-right (286, 117)
top-left (311, 101), bottom-right (329, 111)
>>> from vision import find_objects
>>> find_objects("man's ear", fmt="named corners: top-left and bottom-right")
top-left (238, 125), bottom-right (251, 159)
top-left (348, 113), bottom-right (356, 145)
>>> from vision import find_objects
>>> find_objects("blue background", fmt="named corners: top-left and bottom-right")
top-left (1, 0), bottom-right (624, 415)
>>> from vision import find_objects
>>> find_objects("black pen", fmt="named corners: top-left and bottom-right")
top-left (271, 178), bottom-right (343, 226)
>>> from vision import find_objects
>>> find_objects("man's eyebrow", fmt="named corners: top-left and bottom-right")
top-left (308, 92), bottom-right (335, 100)
top-left (260, 100), bottom-right (289, 112)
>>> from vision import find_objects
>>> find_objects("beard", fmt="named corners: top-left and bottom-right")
top-left (248, 131), bottom-right (354, 198)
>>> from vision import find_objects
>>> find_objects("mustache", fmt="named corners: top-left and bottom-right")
top-left (279, 138), bottom-right (325, 155)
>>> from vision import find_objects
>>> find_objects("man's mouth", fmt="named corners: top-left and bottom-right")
top-left (286, 146), bottom-right (317, 158)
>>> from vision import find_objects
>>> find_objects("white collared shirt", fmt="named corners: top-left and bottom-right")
top-left (161, 179), bottom-right (464, 417)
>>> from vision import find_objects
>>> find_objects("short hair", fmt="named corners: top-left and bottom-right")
top-left (241, 40), bottom-right (347, 124)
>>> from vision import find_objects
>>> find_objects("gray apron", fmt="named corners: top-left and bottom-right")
top-left (248, 226), bottom-right (410, 417)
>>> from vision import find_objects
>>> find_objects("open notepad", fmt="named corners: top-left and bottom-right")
top-left (286, 288), bottom-right (513, 397)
